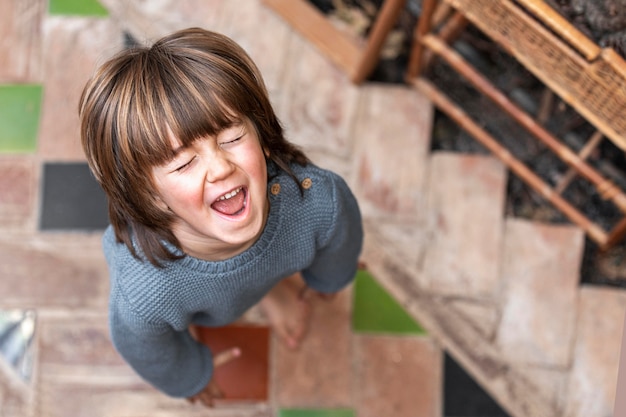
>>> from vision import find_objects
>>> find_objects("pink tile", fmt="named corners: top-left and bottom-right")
top-left (0, 158), bottom-right (36, 226)
top-left (273, 287), bottom-right (353, 408)
top-left (421, 153), bottom-right (506, 297)
top-left (0, 233), bottom-right (108, 309)
top-left (352, 84), bottom-right (433, 221)
top-left (38, 315), bottom-right (124, 367)
top-left (39, 18), bottom-right (122, 160)
top-left (564, 286), bottom-right (626, 417)
top-left (0, 0), bottom-right (45, 83)
top-left (497, 218), bottom-right (583, 367)
top-left (354, 334), bottom-right (441, 417)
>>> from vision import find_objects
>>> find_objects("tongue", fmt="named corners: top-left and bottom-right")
top-left (211, 190), bottom-right (245, 215)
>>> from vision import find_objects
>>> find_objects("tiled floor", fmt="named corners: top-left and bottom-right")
top-left (0, 1), bottom-right (512, 416)
top-left (2, 0), bottom-right (625, 416)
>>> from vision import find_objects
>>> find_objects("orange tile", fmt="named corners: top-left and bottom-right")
top-left (194, 324), bottom-right (270, 402)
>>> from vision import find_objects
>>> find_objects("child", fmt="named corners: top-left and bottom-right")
top-left (79, 27), bottom-right (363, 406)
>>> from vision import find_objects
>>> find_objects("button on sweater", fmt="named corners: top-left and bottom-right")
top-left (103, 162), bottom-right (363, 397)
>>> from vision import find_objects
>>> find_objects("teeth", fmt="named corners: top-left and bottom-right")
top-left (217, 187), bottom-right (242, 201)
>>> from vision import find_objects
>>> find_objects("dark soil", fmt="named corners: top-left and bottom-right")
top-left (309, 0), bottom-right (626, 288)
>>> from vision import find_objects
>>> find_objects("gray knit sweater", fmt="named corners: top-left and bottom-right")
top-left (103, 163), bottom-right (363, 397)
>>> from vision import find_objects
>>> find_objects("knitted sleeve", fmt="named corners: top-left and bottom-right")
top-left (109, 292), bottom-right (214, 398)
top-left (301, 172), bottom-right (363, 293)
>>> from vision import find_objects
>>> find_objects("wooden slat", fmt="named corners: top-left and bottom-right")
top-left (446, 0), bottom-right (626, 151)
top-left (262, 0), bottom-right (363, 78)
top-left (515, 0), bottom-right (600, 60)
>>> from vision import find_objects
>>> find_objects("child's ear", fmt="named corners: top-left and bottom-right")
top-left (263, 147), bottom-right (270, 158)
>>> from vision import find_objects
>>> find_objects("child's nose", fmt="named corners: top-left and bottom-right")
top-left (205, 151), bottom-right (234, 183)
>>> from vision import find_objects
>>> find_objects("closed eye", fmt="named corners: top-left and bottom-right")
top-left (219, 135), bottom-right (243, 147)
top-left (174, 156), bottom-right (196, 172)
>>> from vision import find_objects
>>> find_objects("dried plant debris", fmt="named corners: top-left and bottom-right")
top-left (545, 0), bottom-right (626, 56)
top-left (308, 0), bottom-right (419, 83)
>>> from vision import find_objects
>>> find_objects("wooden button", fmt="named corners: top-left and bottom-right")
top-left (301, 178), bottom-right (312, 189)
top-left (270, 183), bottom-right (281, 195)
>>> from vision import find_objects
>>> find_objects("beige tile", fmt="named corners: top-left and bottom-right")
top-left (0, 233), bottom-right (108, 310)
top-left (99, 0), bottom-right (228, 42)
top-left (0, 0), bottom-right (45, 83)
top-left (272, 287), bottom-right (353, 408)
top-left (219, 0), bottom-right (292, 99)
top-left (421, 153), bottom-right (506, 297)
top-left (38, 17), bottom-right (122, 161)
top-left (276, 33), bottom-right (361, 179)
top-left (351, 84), bottom-right (433, 222)
top-left (497, 218), bottom-right (584, 367)
top-left (564, 286), bottom-right (626, 417)
top-left (354, 334), bottom-right (441, 417)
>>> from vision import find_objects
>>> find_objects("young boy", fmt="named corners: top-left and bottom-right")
top-left (79, 28), bottom-right (363, 406)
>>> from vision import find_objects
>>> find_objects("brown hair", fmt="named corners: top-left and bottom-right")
top-left (79, 28), bottom-right (308, 266)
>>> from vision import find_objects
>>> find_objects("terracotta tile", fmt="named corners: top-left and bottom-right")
top-left (194, 324), bottom-right (270, 402)
top-left (497, 219), bottom-right (584, 367)
top-left (354, 334), bottom-right (441, 417)
top-left (351, 84), bottom-right (432, 221)
top-left (421, 153), bottom-right (506, 297)
top-left (564, 286), bottom-right (626, 417)
top-left (0, 0), bottom-right (45, 83)
top-left (273, 287), bottom-right (353, 408)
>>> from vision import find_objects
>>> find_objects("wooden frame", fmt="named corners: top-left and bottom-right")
top-left (262, 0), bottom-right (407, 84)
top-left (408, 0), bottom-right (626, 249)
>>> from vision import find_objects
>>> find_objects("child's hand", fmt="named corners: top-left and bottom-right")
top-left (187, 347), bottom-right (241, 407)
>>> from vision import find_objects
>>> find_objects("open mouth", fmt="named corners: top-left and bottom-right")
top-left (211, 186), bottom-right (247, 216)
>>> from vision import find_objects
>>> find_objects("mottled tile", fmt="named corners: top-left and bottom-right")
top-left (38, 314), bottom-right (123, 368)
top-left (0, 157), bottom-right (37, 227)
top-left (99, 0), bottom-right (227, 42)
top-left (39, 17), bottom-right (122, 160)
top-left (0, 0), bottom-right (45, 83)
top-left (497, 219), bottom-right (583, 367)
top-left (0, 233), bottom-right (108, 309)
top-left (219, 0), bottom-right (291, 99)
top-left (351, 84), bottom-right (432, 221)
top-left (273, 287), bottom-right (353, 408)
top-left (421, 153), bottom-right (506, 297)
top-left (564, 286), bottom-right (626, 417)
top-left (276, 33), bottom-right (360, 179)
top-left (354, 334), bottom-right (441, 417)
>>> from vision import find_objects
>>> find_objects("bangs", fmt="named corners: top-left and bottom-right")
top-left (119, 46), bottom-right (252, 167)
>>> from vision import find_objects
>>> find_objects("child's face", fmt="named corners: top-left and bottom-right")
top-left (152, 120), bottom-right (268, 261)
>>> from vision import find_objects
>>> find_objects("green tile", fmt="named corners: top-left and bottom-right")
top-left (352, 270), bottom-right (426, 335)
top-left (48, 0), bottom-right (108, 16)
top-left (0, 85), bottom-right (43, 153)
top-left (279, 409), bottom-right (355, 417)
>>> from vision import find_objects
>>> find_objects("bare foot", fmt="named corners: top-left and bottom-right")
top-left (259, 272), bottom-right (311, 350)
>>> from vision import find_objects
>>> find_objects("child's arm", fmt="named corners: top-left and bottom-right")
top-left (187, 347), bottom-right (241, 407)
top-left (301, 173), bottom-right (363, 294)
top-left (109, 298), bottom-right (215, 398)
